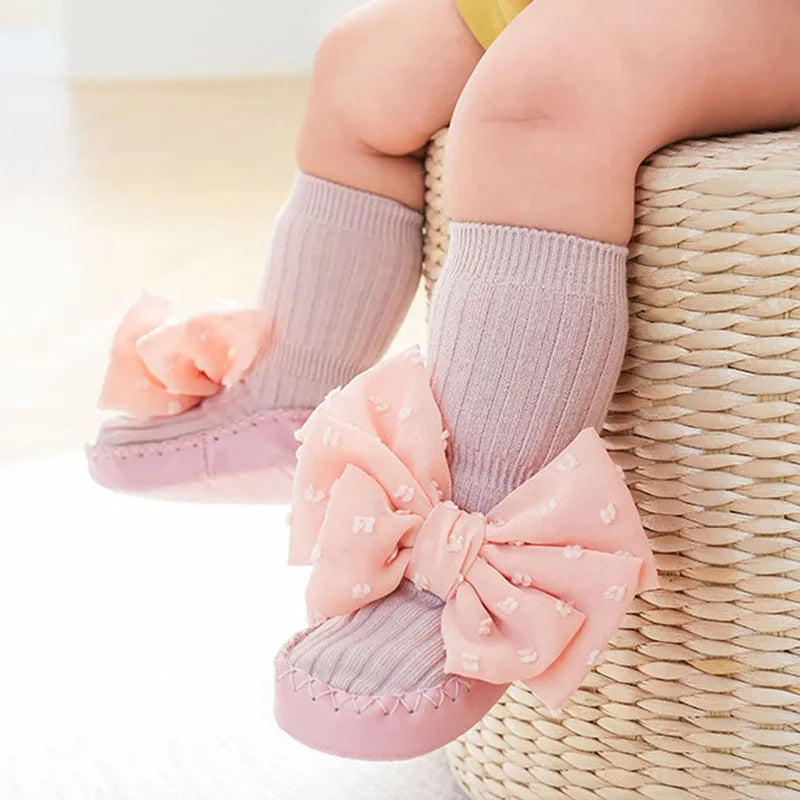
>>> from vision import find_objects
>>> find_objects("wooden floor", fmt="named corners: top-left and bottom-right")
top-left (1, 72), bottom-right (426, 462)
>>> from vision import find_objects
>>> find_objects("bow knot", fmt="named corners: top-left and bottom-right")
top-left (407, 501), bottom-right (486, 601)
top-left (289, 348), bottom-right (659, 711)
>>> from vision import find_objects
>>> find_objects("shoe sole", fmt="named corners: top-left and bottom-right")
top-left (273, 649), bottom-right (507, 760)
top-left (86, 408), bottom-right (311, 503)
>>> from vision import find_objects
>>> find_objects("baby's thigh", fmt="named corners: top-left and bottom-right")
top-left (444, 0), bottom-right (800, 240)
top-left (302, 0), bottom-right (483, 157)
top-left (459, 0), bottom-right (800, 156)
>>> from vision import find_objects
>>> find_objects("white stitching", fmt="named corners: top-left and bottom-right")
top-left (89, 408), bottom-right (309, 460)
top-left (275, 661), bottom-right (472, 717)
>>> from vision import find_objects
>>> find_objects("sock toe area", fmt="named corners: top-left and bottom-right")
top-left (284, 581), bottom-right (448, 697)
top-left (274, 581), bottom-right (509, 760)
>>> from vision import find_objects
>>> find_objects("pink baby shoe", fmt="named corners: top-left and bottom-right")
top-left (274, 348), bottom-right (659, 760)
top-left (87, 292), bottom-right (310, 501)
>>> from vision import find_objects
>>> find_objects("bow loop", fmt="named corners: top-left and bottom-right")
top-left (290, 349), bottom-right (659, 711)
top-left (99, 292), bottom-right (271, 418)
top-left (305, 464), bottom-right (420, 620)
top-left (483, 428), bottom-right (660, 592)
top-left (289, 348), bottom-right (450, 565)
top-left (443, 556), bottom-right (587, 685)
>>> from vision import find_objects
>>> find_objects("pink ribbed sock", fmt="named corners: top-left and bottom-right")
top-left (283, 222), bottom-right (629, 697)
top-left (288, 582), bottom-right (446, 695)
top-left (430, 222), bottom-right (629, 513)
top-left (255, 173), bottom-right (424, 409)
top-left (98, 173), bottom-right (422, 445)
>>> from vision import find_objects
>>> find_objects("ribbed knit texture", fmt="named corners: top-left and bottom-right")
top-left (97, 174), bottom-right (422, 446)
top-left (283, 223), bottom-right (628, 702)
top-left (429, 222), bottom-right (629, 513)
top-left (288, 581), bottom-right (446, 695)
top-left (254, 172), bottom-right (423, 409)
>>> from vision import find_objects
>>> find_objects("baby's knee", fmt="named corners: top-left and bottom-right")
top-left (443, 28), bottom-right (649, 241)
top-left (306, 17), bottom-right (369, 123)
top-left (302, 10), bottom-right (433, 159)
top-left (300, 17), bottom-right (392, 163)
top-left (448, 28), bottom-right (647, 171)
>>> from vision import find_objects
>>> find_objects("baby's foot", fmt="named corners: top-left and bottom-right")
top-left (87, 293), bottom-right (311, 502)
top-left (274, 350), bottom-right (659, 758)
top-left (87, 173), bottom-right (423, 502)
top-left (275, 581), bottom-right (506, 760)
top-left (89, 389), bottom-right (311, 502)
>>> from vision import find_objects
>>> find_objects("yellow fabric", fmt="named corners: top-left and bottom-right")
top-left (456, 0), bottom-right (533, 49)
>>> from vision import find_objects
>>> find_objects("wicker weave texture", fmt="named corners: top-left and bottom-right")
top-left (422, 127), bottom-right (800, 800)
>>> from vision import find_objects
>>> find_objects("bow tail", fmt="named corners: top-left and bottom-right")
top-left (523, 584), bottom-right (638, 712)
top-left (441, 557), bottom-right (585, 685)
top-left (304, 465), bottom-right (418, 620)
top-left (483, 544), bottom-right (646, 711)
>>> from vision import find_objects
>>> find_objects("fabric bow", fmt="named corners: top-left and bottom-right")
top-left (290, 347), bottom-right (659, 711)
top-left (99, 292), bottom-right (271, 418)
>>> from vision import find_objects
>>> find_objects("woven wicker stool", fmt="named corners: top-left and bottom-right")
top-left (422, 127), bottom-right (800, 800)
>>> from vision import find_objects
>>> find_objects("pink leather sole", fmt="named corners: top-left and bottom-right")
top-left (273, 648), bottom-right (507, 761)
top-left (86, 408), bottom-right (311, 503)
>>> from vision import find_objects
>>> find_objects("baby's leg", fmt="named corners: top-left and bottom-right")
top-left (276, 1), bottom-right (800, 756)
top-left (433, 0), bottom-right (800, 511)
top-left (265, 3), bottom-right (490, 695)
top-left (255, 0), bottom-right (482, 409)
top-left (298, 0), bottom-right (483, 211)
top-left (93, 0), bottom-right (481, 497)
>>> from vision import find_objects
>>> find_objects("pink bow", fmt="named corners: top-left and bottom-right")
top-left (290, 347), bottom-right (659, 711)
top-left (98, 292), bottom-right (271, 418)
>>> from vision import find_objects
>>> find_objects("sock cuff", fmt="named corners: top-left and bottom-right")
top-left (445, 222), bottom-right (628, 300)
top-left (287, 172), bottom-right (423, 239)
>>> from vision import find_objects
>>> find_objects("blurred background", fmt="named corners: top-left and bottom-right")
top-left (4, 0), bottom-right (423, 464)
top-left (0, 4), bottom-right (450, 798)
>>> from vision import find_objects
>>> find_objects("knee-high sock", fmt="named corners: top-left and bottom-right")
top-left (281, 222), bottom-right (628, 699)
top-left (96, 173), bottom-right (422, 446)
top-left (255, 172), bottom-right (423, 409)
top-left (429, 222), bottom-right (629, 513)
